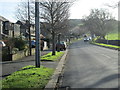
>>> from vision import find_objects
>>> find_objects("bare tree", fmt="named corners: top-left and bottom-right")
top-left (16, 0), bottom-right (72, 55)
top-left (40, 0), bottom-right (71, 55)
top-left (104, 1), bottom-right (119, 9)
top-left (15, 0), bottom-right (35, 23)
top-left (83, 8), bottom-right (115, 39)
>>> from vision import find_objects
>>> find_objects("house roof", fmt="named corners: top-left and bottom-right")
top-left (0, 16), bottom-right (14, 24)
top-left (0, 16), bottom-right (9, 21)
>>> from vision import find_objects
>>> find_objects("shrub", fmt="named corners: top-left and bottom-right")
top-left (4, 37), bottom-right (27, 51)
top-left (14, 38), bottom-right (26, 50)
top-left (12, 48), bottom-right (19, 54)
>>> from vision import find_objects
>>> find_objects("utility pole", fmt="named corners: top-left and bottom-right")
top-left (28, 0), bottom-right (32, 56)
top-left (35, 0), bottom-right (40, 67)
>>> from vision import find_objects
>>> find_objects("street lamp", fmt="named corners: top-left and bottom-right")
top-left (28, 0), bottom-right (32, 56)
top-left (35, 0), bottom-right (40, 67)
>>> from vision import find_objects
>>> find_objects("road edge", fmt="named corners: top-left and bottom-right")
top-left (91, 43), bottom-right (119, 51)
top-left (44, 49), bottom-right (68, 89)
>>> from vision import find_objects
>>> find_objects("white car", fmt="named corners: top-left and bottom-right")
top-left (84, 37), bottom-right (89, 42)
top-left (0, 41), bottom-right (6, 47)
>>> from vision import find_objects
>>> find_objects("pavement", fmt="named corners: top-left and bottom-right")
top-left (1, 50), bottom-right (59, 78)
top-left (1, 40), bottom-right (119, 89)
top-left (1, 47), bottom-right (69, 89)
top-left (60, 40), bottom-right (119, 88)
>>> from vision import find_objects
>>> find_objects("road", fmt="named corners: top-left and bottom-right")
top-left (61, 40), bottom-right (119, 88)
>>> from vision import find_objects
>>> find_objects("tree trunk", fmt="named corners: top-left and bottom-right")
top-left (52, 31), bottom-right (56, 55)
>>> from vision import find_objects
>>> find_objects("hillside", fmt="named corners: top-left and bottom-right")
top-left (68, 19), bottom-right (83, 29)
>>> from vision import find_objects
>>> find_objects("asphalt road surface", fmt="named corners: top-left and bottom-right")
top-left (61, 40), bottom-right (119, 88)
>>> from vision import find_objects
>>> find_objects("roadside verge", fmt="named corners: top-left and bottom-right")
top-left (45, 49), bottom-right (68, 89)
top-left (90, 42), bottom-right (120, 50)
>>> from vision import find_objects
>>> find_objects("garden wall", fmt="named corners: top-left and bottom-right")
top-left (12, 48), bottom-right (35, 61)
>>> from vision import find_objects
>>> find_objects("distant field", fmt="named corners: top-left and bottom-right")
top-left (105, 33), bottom-right (119, 40)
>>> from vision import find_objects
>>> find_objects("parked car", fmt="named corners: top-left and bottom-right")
top-left (0, 41), bottom-right (6, 47)
top-left (31, 40), bottom-right (44, 51)
top-left (56, 41), bottom-right (66, 51)
top-left (31, 40), bottom-right (36, 48)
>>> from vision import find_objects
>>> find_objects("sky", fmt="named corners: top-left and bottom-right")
top-left (69, 0), bottom-right (119, 19)
top-left (0, 0), bottom-right (119, 23)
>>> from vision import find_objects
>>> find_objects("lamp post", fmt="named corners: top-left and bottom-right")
top-left (35, 0), bottom-right (40, 67)
top-left (28, 0), bottom-right (32, 56)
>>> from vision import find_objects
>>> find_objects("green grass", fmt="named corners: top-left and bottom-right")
top-left (94, 42), bottom-right (120, 49)
top-left (41, 51), bottom-right (64, 61)
top-left (105, 33), bottom-right (120, 40)
top-left (2, 65), bottom-right (54, 88)
top-left (1, 51), bottom-right (65, 88)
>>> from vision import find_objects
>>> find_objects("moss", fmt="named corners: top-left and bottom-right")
top-left (2, 65), bottom-right (54, 88)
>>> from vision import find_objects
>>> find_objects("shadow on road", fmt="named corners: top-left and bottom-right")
top-left (85, 74), bottom-right (119, 88)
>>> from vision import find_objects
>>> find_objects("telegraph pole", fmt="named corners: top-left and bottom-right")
top-left (28, 0), bottom-right (32, 56)
top-left (35, 0), bottom-right (40, 67)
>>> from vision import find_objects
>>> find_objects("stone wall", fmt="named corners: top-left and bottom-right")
top-left (12, 48), bottom-right (35, 61)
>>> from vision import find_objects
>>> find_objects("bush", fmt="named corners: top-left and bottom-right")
top-left (14, 38), bottom-right (26, 50)
top-left (4, 37), bottom-right (27, 51)
top-left (12, 48), bottom-right (19, 54)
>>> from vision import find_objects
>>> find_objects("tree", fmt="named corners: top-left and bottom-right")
top-left (104, 1), bottom-right (119, 9)
top-left (16, 0), bottom-right (35, 56)
top-left (15, 0), bottom-right (35, 23)
top-left (16, 0), bottom-right (72, 55)
top-left (40, 0), bottom-right (71, 55)
top-left (83, 8), bottom-right (115, 39)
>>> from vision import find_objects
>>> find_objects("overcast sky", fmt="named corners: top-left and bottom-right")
top-left (0, 0), bottom-right (119, 23)
top-left (70, 0), bottom-right (118, 19)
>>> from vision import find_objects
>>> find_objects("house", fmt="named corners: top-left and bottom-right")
top-left (0, 16), bottom-right (20, 38)
top-left (16, 20), bottom-right (35, 39)
top-left (13, 23), bottom-right (20, 37)
top-left (0, 16), bottom-right (8, 38)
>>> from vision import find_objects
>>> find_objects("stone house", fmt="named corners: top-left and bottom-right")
top-left (0, 16), bottom-right (20, 38)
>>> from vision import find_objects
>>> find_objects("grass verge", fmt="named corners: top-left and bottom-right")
top-left (92, 42), bottom-right (120, 49)
top-left (41, 51), bottom-right (64, 61)
top-left (105, 33), bottom-right (120, 40)
top-left (2, 65), bottom-right (54, 88)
